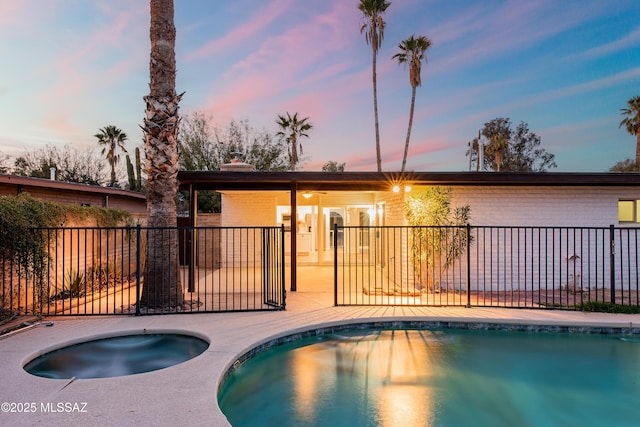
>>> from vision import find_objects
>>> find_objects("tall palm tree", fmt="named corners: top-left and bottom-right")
top-left (619, 95), bottom-right (640, 166)
top-left (392, 34), bottom-right (432, 173)
top-left (140, 0), bottom-right (183, 308)
top-left (276, 112), bottom-right (313, 171)
top-left (358, 0), bottom-right (391, 172)
top-left (94, 125), bottom-right (128, 186)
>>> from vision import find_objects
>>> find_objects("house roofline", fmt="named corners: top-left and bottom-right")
top-left (0, 173), bottom-right (146, 200)
top-left (178, 171), bottom-right (640, 191)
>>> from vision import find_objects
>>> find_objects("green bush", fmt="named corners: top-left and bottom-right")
top-left (0, 193), bottom-right (65, 268)
top-left (576, 301), bottom-right (640, 314)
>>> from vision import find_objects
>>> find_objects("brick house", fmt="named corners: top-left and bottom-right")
top-left (178, 170), bottom-right (640, 294)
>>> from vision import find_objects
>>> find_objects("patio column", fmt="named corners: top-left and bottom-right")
top-left (290, 182), bottom-right (297, 292)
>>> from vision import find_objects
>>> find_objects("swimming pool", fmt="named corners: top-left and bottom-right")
top-left (219, 327), bottom-right (640, 427)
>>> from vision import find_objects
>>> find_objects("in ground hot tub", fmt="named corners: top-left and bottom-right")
top-left (24, 331), bottom-right (209, 379)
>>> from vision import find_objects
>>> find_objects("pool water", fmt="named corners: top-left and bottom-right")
top-left (24, 333), bottom-right (209, 379)
top-left (218, 328), bottom-right (640, 427)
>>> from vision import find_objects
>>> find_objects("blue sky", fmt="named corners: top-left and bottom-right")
top-left (0, 0), bottom-right (639, 172)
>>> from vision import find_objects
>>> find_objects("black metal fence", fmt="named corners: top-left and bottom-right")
top-left (1, 225), bottom-right (286, 316)
top-left (335, 225), bottom-right (640, 309)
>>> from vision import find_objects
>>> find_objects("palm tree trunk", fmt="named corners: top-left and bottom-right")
top-left (290, 137), bottom-right (298, 171)
top-left (401, 86), bottom-right (417, 172)
top-left (110, 159), bottom-right (116, 186)
top-left (140, 0), bottom-right (183, 308)
top-left (372, 49), bottom-right (382, 172)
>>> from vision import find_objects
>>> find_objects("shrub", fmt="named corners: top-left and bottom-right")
top-left (576, 301), bottom-right (640, 314)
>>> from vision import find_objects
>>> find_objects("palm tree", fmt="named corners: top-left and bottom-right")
top-left (140, 0), bottom-right (183, 308)
top-left (392, 34), bottom-right (432, 173)
top-left (481, 117), bottom-right (511, 172)
top-left (358, 0), bottom-right (391, 172)
top-left (276, 112), bottom-right (313, 171)
top-left (619, 95), bottom-right (640, 166)
top-left (489, 134), bottom-right (509, 172)
top-left (95, 125), bottom-right (128, 186)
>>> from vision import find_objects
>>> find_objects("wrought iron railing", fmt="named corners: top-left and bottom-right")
top-left (334, 225), bottom-right (640, 309)
top-left (1, 225), bottom-right (286, 316)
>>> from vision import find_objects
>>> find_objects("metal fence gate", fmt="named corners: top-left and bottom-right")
top-left (1, 225), bottom-right (286, 316)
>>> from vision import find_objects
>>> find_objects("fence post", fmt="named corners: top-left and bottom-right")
top-left (135, 224), bottom-right (141, 316)
top-left (334, 223), bottom-right (338, 306)
top-left (466, 224), bottom-right (471, 308)
top-left (610, 224), bottom-right (615, 305)
top-left (281, 224), bottom-right (286, 309)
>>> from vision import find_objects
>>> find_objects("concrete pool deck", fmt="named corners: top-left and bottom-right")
top-left (2, 283), bottom-right (640, 427)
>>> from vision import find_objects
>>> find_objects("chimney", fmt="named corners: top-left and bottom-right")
top-left (50, 167), bottom-right (56, 180)
top-left (220, 153), bottom-right (255, 172)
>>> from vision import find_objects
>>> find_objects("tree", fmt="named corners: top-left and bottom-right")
top-left (214, 118), bottom-right (289, 171)
top-left (179, 113), bottom-right (289, 172)
top-left (404, 186), bottom-right (471, 292)
top-left (275, 112), bottom-right (313, 171)
top-left (94, 125), bottom-right (128, 186)
top-left (392, 34), bottom-right (432, 173)
top-left (11, 144), bottom-right (105, 184)
top-left (178, 112), bottom-right (219, 171)
top-left (178, 113), bottom-right (289, 213)
top-left (609, 158), bottom-right (640, 172)
top-left (0, 152), bottom-right (9, 174)
top-left (619, 95), bottom-right (640, 166)
top-left (467, 118), bottom-right (556, 172)
top-left (359, 0), bottom-right (391, 172)
top-left (322, 160), bottom-right (346, 172)
top-left (482, 118), bottom-right (511, 172)
top-left (141, 0), bottom-right (183, 308)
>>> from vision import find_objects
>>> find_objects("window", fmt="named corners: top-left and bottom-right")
top-left (618, 200), bottom-right (639, 223)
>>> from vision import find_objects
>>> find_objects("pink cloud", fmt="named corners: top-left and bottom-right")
top-left (41, 6), bottom-right (147, 103)
top-left (43, 110), bottom-right (85, 138)
top-left (0, 0), bottom-right (58, 39)
top-left (201, 2), bottom-right (361, 120)
top-left (186, 0), bottom-right (295, 61)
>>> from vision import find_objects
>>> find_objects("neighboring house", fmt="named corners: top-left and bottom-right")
top-left (1, 174), bottom-right (148, 311)
top-left (0, 173), bottom-right (147, 215)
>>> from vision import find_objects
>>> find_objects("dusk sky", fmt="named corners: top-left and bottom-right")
top-left (1, 0), bottom-right (639, 172)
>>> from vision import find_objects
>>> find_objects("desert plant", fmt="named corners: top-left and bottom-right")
top-left (53, 269), bottom-right (86, 300)
top-left (404, 186), bottom-right (471, 291)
